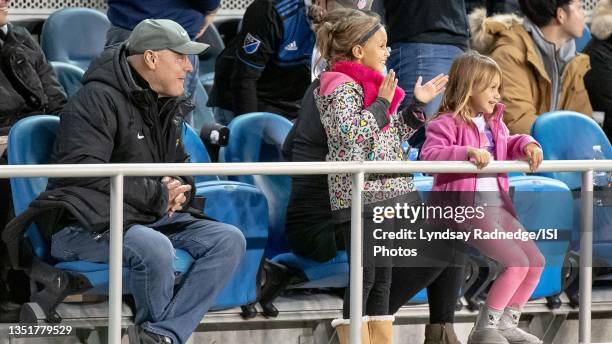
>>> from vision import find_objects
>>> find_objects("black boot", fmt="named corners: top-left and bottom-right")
top-left (127, 325), bottom-right (173, 344)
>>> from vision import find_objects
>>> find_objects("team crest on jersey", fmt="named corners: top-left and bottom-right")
top-left (243, 33), bottom-right (261, 54)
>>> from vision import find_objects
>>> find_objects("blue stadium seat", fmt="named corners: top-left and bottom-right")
top-left (41, 8), bottom-right (110, 71)
top-left (531, 111), bottom-right (612, 190)
top-left (510, 176), bottom-right (574, 306)
top-left (575, 24), bottom-right (591, 53)
top-left (181, 122), bottom-right (269, 309)
top-left (181, 123), bottom-right (217, 184)
top-left (50, 61), bottom-right (84, 97)
top-left (221, 112), bottom-right (293, 259)
top-left (7, 116), bottom-right (194, 296)
top-left (201, 180), bottom-right (269, 309)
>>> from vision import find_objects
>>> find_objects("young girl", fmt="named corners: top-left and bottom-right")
top-left (421, 52), bottom-right (545, 344)
top-left (314, 9), bottom-right (450, 344)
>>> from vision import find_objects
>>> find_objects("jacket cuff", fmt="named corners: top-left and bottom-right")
top-left (157, 182), bottom-right (169, 217)
top-left (520, 136), bottom-right (541, 156)
top-left (400, 98), bottom-right (426, 130)
top-left (367, 97), bottom-right (391, 129)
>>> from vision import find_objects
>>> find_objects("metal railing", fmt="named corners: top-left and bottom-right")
top-left (1, 160), bottom-right (611, 344)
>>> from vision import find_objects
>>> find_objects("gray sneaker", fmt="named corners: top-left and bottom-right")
top-left (467, 328), bottom-right (510, 344)
top-left (498, 327), bottom-right (543, 344)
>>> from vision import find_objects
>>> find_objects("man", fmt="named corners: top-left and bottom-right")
top-left (47, 19), bottom-right (245, 344)
top-left (208, 0), bottom-right (372, 124)
top-left (383, 0), bottom-right (469, 118)
top-left (470, 0), bottom-right (592, 134)
top-left (0, 0), bottom-right (66, 319)
top-left (105, 0), bottom-right (221, 99)
top-left (207, 0), bottom-right (316, 123)
top-left (0, 0), bottom-right (66, 135)
top-left (584, 0), bottom-right (612, 140)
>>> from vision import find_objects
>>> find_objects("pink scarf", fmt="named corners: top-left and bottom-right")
top-left (331, 60), bottom-right (405, 117)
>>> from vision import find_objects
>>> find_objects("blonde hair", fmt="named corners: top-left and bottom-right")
top-left (315, 8), bottom-right (381, 66)
top-left (437, 51), bottom-right (503, 123)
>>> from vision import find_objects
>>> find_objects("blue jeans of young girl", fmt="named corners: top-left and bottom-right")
top-left (50, 213), bottom-right (246, 344)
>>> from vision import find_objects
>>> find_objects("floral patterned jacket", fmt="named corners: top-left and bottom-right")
top-left (315, 70), bottom-right (425, 217)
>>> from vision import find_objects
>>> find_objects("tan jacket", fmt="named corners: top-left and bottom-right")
top-left (469, 9), bottom-right (593, 134)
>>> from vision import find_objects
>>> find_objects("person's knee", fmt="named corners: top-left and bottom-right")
top-left (525, 252), bottom-right (545, 280)
top-left (216, 224), bottom-right (246, 259)
top-left (124, 226), bottom-right (174, 268)
top-left (504, 266), bottom-right (530, 282)
top-left (531, 250), bottom-right (546, 269)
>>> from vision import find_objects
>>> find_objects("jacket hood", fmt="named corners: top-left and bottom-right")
top-left (83, 43), bottom-right (135, 93)
top-left (469, 8), bottom-right (523, 53)
top-left (591, 0), bottom-right (612, 40)
top-left (82, 43), bottom-right (156, 107)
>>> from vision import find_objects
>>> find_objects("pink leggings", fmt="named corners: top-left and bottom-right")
top-left (468, 206), bottom-right (545, 311)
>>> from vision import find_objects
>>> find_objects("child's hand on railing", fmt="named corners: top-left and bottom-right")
top-left (467, 147), bottom-right (490, 169)
top-left (523, 143), bottom-right (543, 172)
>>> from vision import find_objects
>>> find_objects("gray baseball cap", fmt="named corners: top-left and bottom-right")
top-left (127, 19), bottom-right (209, 55)
top-left (336, 0), bottom-right (373, 10)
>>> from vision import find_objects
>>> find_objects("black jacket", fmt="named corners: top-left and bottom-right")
top-left (46, 43), bottom-right (200, 235)
top-left (207, 0), bottom-right (314, 120)
top-left (584, 37), bottom-right (612, 141)
top-left (0, 24), bottom-right (66, 135)
top-left (282, 79), bottom-right (331, 231)
top-left (382, 0), bottom-right (470, 49)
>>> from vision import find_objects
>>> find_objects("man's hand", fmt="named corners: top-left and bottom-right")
top-left (162, 177), bottom-right (192, 217)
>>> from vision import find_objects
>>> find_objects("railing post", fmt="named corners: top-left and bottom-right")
top-left (350, 172), bottom-right (364, 344)
top-left (579, 170), bottom-right (593, 344)
top-left (108, 174), bottom-right (124, 344)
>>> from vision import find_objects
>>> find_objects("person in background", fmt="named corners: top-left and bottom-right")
top-left (105, 0), bottom-right (221, 99)
top-left (0, 0), bottom-right (66, 319)
top-left (207, 0), bottom-right (320, 124)
top-left (470, 0), bottom-right (592, 134)
top-left (584, 0), bottom-right (612, 140)
top-left (381, 0), bottom-right (471, 158)
top-left (465, 0), bottom-right (520, 15)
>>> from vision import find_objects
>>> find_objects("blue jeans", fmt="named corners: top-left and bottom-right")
top-left (105, 25), bottom-right (200, 100)
top-left (50, 213), bottom-right (246, 344)
top-left (387, 43), bottom-right (463, 118)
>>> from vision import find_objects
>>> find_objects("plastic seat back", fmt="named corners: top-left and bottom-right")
top-left (575, 24), bottom-right (591, 53)
top-left (531, 111), bottom-right (612, 190)
top-left (222, 112), bottom-right (293, 258)
top-left (181, 123), bottom-right (218, 184)
top-left (510, 176), bottom-right (573, 299)
top-left (8, 115), bottom-right (59, 259)
top-left (50, 61), bottom-right (85, 97)
top-left (42, 8), bottom-right (110, 71)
